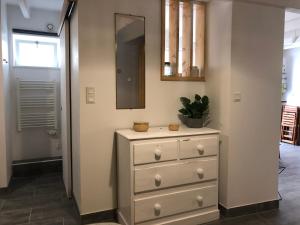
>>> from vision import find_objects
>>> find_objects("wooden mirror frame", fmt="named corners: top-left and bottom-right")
top-left (161, 0), bottom-right (206, 82)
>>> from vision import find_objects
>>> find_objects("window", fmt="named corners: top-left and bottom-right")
top-left (13, 34), bottom-right (60, 68)
top-left (162, 0), bottom-right (206, 81)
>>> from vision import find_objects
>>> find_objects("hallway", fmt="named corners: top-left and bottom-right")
top-left (206, 143), bottom-right (300, 225)
top-left (0, 173), bottom-right (79, 225)
top-left (1, 143), bottom-right (300, 225)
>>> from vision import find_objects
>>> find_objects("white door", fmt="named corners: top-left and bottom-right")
top-left (0, 0), bottom-right (11, 188)
top-left (60, 21), bottom-right (72, 197)
top-left (0, 58), bottom-right (9, 188)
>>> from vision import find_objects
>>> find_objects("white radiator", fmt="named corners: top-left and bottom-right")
top-left (16, 79), bottom-right (58, 132)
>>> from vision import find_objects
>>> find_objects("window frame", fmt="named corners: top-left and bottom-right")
top-left (161, 0), bottom-right (206, 81)
top-left (12, 33), bottom-right (60, 69)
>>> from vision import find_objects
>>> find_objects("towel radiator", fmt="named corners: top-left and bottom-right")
top-left (16, 79), bottom-right (58, 132)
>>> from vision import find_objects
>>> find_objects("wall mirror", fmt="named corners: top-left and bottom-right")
top-left (161, 0), bottom-right (206, 81)
top-left (115, 13), bottom-right (145, 109)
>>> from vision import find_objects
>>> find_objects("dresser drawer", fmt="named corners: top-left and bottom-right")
top-left (134, 185), bottom-right (217, 223)
top-left (133, 140), bottom-right (178, 165)
top-left (134, 159), bottom-right (217, 193)
top-left (179, 136), bottom-right (218, 159)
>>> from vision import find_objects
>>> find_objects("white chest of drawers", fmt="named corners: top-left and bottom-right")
top-left (116, 127), bottom-right (220, 225)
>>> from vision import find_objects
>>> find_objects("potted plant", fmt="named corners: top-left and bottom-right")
top-left (178, 94), bottom-right (210, 128)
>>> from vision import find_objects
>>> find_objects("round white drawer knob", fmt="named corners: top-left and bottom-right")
top-left (197, 168), bottom-right (204, 178)
top-left (197, 144), bottom-right (205, 154)
top-left (154, 149), bottom-right (162, 160)
top-left (196, 196), bottom-right (203, 204)
top-left (155, 174), bottom-right (162, 186)
top-left (154, 203), bottom-right (161, 215)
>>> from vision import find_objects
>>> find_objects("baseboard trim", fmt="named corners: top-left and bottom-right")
top-left (117, 211), bottom-right (129, 225)
top-left (12, 157), bottom-right (62, 177)
top-left (219, 200), bottom-right (279, 217)
top-left (81, 209), bottom-right (117, 224)
top-left (0, 187), bottom-right (9, 194)
top-left (71, 195), bottom-right (82, 223)
top-left (72, 197), bottom-right (117, 225)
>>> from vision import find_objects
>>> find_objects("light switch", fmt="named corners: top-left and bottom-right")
top-left (86, 87), bottom-right (96, 104)
top-left (233, 92), bottom-right (241, 102)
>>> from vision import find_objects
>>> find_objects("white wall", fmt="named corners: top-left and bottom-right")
top-left (283, 12), bottom-right (300, 49)
top-left (9, 68), bottom-right (61, 161)
top-left (70, 6), bottom-right (81, 211)
top-left (70, 0), bottom-right (285, 214)
top-left (60, 21), bottom-right (72, 197)
top-left (7, 5), bottom-right (62, 161)
top-left (206, 0), bottom-right (233, 206)
top-left (72, 0), bottom-right (205, 214)
top-left (0, 0), bottom-right (11, 188)
top-left (228, 1), bottom-right (284, 207)
top-left (283, 48), bottom-right (300, 105)
top-left (285, 17), bottom-right (300, 33)
top-left (207, 0), bottom-right (284, 209)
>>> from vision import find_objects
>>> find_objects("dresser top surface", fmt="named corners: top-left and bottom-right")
top-left (116, 126), bottom-right (220, 140)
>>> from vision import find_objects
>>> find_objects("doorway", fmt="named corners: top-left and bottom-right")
top-left (279, 9), bottom-right (300, 203)
top-left (0, 0), bottom-right (72, 198)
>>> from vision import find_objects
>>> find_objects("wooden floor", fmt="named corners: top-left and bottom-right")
top-left (1, 143), bottom-right (300, 225)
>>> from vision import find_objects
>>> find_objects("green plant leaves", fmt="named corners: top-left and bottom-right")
top-left (178, 94), bottom-right (209, 119)
top-left (195, 94), bottom-right (201, 101)
top-left (179, 108), bottom-right (191, 117)
top-left (202, 96), bottom-right (209, 107)
top-left (180, 97), bottom-right (191, 107)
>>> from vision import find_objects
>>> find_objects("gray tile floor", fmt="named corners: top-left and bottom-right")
top-left (1, 143), bottom-right (300, 225)
top-left (205, 143), bottom-right (300, 225)
top-left (0, 173), bottom-right (80, 225)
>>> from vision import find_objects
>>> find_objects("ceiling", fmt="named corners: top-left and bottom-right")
top-left (7, 0), bottom-right (64, 11)
top-left (285, 11), bottom-right (300, 22)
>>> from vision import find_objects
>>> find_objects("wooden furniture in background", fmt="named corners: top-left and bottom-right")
top-left (116, 127), bottom-right (220, 225)
top-left (281, 105), bottom-right (300, 145)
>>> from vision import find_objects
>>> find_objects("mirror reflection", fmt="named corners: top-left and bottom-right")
top-left (115, 14), bottom-right (145, 109)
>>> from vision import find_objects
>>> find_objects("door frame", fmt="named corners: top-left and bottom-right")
top-left (58, 0), bottom-right (76, 198)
